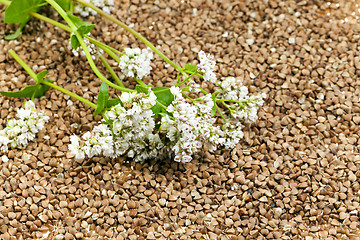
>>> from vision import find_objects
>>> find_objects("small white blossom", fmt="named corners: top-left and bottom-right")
top-left (119, 48), bottom-right (153, 79)
top-left (170, 86), bottom-right (182, 99)
top-left (120, 92), bottom-right (135, 103)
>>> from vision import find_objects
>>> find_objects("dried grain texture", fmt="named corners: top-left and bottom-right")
top-left (1, 0), bottom-right (360, 239)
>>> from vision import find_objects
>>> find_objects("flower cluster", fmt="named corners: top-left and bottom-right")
top-left (70, 35), bottom-right (103, 60)
top-left (160, 87), bottom-right (225, 162)
top-left (197, 50), bottom-right (217, 83)
top-left (218, 77), bottom-right (266, 122)
top-left (119, 48), bottom-right (153, 80)
top-left (67, 50), bottom-right (266, 163)
top-left (74, 0), bottom-right (115, 17)
top-left (0, 101), bottom-right (49, 152)
top-left (69, 124), bottom-right (113, 159)
top-left (69, 91), bottom-right (165, 162)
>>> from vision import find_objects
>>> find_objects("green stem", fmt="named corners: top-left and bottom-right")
top-left (8, 49), bottom-right (96, 109)
top-left (99, 55), bottom-right (123, 86)
top-left (8, 50), bottom-right (37, 80)
top-left (198, 87), bottom-right (207, 95)
top-left (135, 78), bottom-right (147, 88)
top-left (30, 12), bottom-right (72, 32)
top-left (176, 72), bottom-right (195, 87)
top-left (216, 98), bottom-right (247, 106)
top-left (87, 36), bottom-right (122, 62)
top-left (75, 0), bottom-right (188, 77)
top-left (43, 81), bottom-right (97, 109)
top-left (221, 102), bottom-right (233, 114)
top-left (45, 0), bottom-right (78, 30)
top-left (1, 0), bottom-right (118, 63)
top-left (0, 0), bottom-right (10, 6)
top-left (31, 12), bottom-right (123, 64)
top-left (215, 104), bottom-right (227, 122)
top-left (45, 0), bottom-right (134, 93)
top-left (153, 88), bottom-right (170, 94)
top-left (185, 71), bottom-right (203, 78)
top-left (155, 100), bottom-right (167, 110)
top-left (181, 92), bottom-right (196, 104)
top-left (20, 9), bottom-right (122, 64)
top-left (86, 36), bottom-right (123, 56)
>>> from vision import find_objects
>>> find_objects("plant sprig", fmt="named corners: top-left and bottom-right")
top-left (0, 0), bottom-right (266, 163)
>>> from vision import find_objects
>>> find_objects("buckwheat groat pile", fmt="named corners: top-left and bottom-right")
top-left (0, 0), bottom-right (359, 239)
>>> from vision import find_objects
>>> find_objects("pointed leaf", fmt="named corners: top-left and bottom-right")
top-left (4, 22), bottom-right (27, 40)
top-left (77, 22), bottom-right (96, 36)
top-left (37, 70), bottom-right (48, 82)
top-left (210, 93), bottom-right (217, 117)
top-left (34, 78), bottom-right (53, 98)
top-left (5, 0), bottom-right (46, 24)
top-left (94, 82), bottom-right (109, 116)
top-left (211, 105), bottom-right (217, 117)
top-left (55, 0), bottom-right (71, 11)
top-left (184, 64), bottom-right (197, 74)
top-left (151, 87), bottom-right (174, 117)
top-left (67, 13), bottom-right (96, 36)
top-left (106, 98), bottom-right (121, 108)
top-left (135, 85), bottom-right (149, 94)
top-left (70, 34), bottom-right (80, 50)
top-left (0, 85), bottom-right (40, 98)
top-left (0, 78), bottom-right (52, 98)
top-left (67, 13), bottom-right (83, 27)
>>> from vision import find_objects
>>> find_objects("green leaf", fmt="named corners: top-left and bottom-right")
top-left (0, 79), bottom-right (52, 98)
top-left (55, 0), bottom-right (71, 11)
top-left (37, 70), bottom-right (48, 82)
top-left (70, 34), bottom-right (80, 50)
top-left (4, 22), bottom-right (27, 40)
top-left (184, 64), bottom-right (197, 74)
top-left (67, 13), bottom-right (83, 27)
top-left (106, 98), bottom-right (121, 108)
top-left (210, 93), bottom-right (217, 117)
top-left (135, 85), bottom-right (149, 94)
top-left (35, 78), bottom-right (53, 97)
top-left (211, 105), bottom-right (217, 117)
top-left (67, 13), bottom-right (96, 36)
top-left (67, 13), bottom-right (96, 50)
top-left (151, 87), bottom-right (174, 117)
top-left (5, 0), bottom-right (46, 24)
top-left (94, 82), bottom-right (109, 116)
top-left (77, 22), bottom-right (96, 36)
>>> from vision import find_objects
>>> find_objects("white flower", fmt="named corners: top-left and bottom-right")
top-left (120, 92), bottom-right (134, 103)
top-left (197, 50), bottom-right (217, 83)
top-left (68, 93), bottom-right (165, 161)
top-left (82, 132), bottom-right (92, 140)
top-left (141, 91), bottom-right (157, 110)
top-left (160, 94), bottom-right (223, 163)
top-left (170, 86), bottom-right (182, 99)
top-left (0, 101), bottom-right (49, 152)
top-left (218, 77), bottom-right (266, 122)
top-left (69, 135), bottom-right (86, 159)
top-left (119, 48), bottom-right (153, 79)
top-left (104, 109), bottom-right (116, 120)
top-left (188, 80), bottom-right (200, 92)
